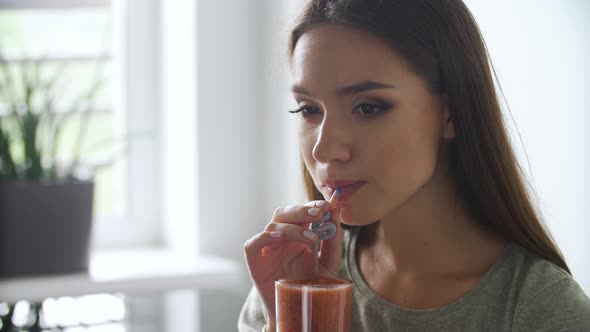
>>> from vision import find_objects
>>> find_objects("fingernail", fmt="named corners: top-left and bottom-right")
top-left (315, 201), bottom-right (327, 207)
top-left (308, 208), bottom-right (321, 216)
top-left (303, 230), bottom-right (317, 240)
top-left (270, 231), bottom-right (282, 238)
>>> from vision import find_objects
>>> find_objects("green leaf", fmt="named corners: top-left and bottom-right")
top-left (0, 51), bottom-right (17, 106)
top-left (67, 73), bottom-right (105, 176)
top-left (0, 47), bottom-right (124, 181)
top-left (22, 111), bottom-right (43, 179)
top-left (0, 124), bottom-right (17, 180)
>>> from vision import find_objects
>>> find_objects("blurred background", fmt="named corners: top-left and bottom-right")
top-left (0, 0), bottom-right (587, 331)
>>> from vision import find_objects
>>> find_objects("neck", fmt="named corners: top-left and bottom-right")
top-left (360, 158), bottom-right (503, 279)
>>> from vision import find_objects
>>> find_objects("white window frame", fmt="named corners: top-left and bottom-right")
top-left (96, 0), bottom-right (163, 248)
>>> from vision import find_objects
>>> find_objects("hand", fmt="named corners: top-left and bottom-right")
top-left (243, 200), bottom-right (344, 323)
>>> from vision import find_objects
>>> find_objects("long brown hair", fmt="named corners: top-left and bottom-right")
top-left (289, 0), bottom-right (570, 273)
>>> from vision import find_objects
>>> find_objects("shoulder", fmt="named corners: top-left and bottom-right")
top-left (513, 277), bottom-right (590, 331)
top-left (238, 287), bottom-right (268, 332)
top-left (508, 245), bottom-right (590, 331)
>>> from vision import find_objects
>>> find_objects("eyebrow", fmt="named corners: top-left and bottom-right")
top-left (290, 80), bottom-right (396, 97)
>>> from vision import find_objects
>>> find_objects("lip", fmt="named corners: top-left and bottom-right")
top-left (323, 180), bottom-right (361, 189)
top-left (322, 180), bottom-right (366, 202)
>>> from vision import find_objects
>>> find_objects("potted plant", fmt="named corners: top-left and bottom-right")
top-left (0, 54), bottom-right (104, 279)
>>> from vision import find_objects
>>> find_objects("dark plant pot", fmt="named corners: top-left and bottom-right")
top-left (0, 180), bottom-right (94, 279)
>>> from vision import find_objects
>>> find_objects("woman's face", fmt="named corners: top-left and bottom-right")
top-left (291, 24), bottom-right (453, 225)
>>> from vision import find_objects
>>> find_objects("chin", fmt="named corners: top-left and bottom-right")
top-left (338, 206), bottom-right (380, 227)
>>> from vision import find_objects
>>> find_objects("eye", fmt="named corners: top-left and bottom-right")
top-left (353, 102), bottom-right (391, 118)
top-left (288, 105), bottom-right (321, 117)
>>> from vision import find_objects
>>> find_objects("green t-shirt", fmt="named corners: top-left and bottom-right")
top-left (238, 226), bottom-right (590, 331)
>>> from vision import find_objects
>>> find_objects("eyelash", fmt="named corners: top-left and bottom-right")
top-left (288, 101), bottom-right (392, 119)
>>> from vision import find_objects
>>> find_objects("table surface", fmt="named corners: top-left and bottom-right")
top-left (0, 248), bottom-right (241, 303)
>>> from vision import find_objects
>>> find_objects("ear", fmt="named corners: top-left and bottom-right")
top-left (440, 94), bottom-right (455, 139)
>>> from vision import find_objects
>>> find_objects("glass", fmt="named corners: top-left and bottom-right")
top-left (0, 8), bottom-right (112, 58)
top-left (275, 278), bottom-right (353, 332)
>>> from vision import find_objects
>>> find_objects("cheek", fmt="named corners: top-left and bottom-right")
top-left (298, 125), bottom-right (317, 166)
top-left (373, 123), bottom-right (441, 189)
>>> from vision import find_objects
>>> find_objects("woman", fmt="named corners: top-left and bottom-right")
top-left (239, 0), bottom-right (590, 331)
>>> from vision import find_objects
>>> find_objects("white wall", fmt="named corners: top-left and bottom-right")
top-left (463, 0), bottom-right (590, 293)
top-left (193, 1), bottom-right (303, 330)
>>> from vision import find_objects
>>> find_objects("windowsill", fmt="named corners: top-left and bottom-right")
top-left (0, 248), bottom-right (242, 303)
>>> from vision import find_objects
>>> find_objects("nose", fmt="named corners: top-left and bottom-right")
top-left (311, 116), bottom-right (351, 164)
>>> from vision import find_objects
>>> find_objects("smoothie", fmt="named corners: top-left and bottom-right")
top-left (275, 278), bottom-right (352, 332)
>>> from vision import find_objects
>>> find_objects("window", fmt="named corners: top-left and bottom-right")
top-left (0, 0), bottom-right (163, 248)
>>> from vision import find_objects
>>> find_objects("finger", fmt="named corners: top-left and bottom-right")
top-left (318, 207), bottom-right (344, 274)
top-left (270, 203), bottom-right (331, 225)
top-left (303, 200), bottom-right (329, 208)
top-left (243, 231), bottom-right (284, 257)
top-left (261, 243), bottom-right (282, 255)
top-left (265, 222), bottom-right (319, 244)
